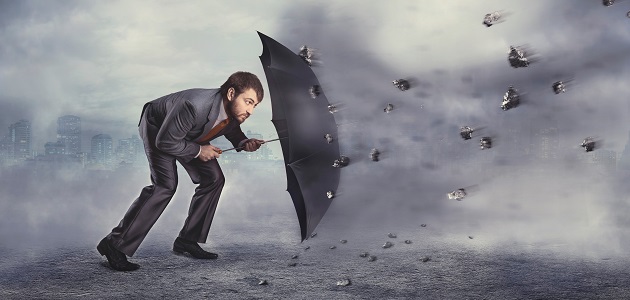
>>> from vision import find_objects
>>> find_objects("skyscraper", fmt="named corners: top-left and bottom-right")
top-left (9, 120), bottom-right (32, 161)
top-left (618, 130), bottom-right (630, 170)
top-left (532, 126), bottom-right (559, 162)
top-left (91, 134), bottom-right (113, 166)
top-left (57, 115), bottom-right (81, 155)
top-left (116, 135), bottom-right (143, 165)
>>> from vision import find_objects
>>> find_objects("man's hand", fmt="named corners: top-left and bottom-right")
top-left (242, 138), bottom-right (265, 152)
top-left (198, 144), bottom-right (221, 162)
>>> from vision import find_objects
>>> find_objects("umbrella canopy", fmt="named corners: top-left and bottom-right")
top-left (257, 31), bottom-right (341, 241)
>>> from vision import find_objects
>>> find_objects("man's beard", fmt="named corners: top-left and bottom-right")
top-left (227, 100), bottom-right (246, 124)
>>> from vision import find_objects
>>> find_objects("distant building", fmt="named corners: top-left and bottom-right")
top-left (115, 135), bottom-right (143, 166)
top-left (44, 141), bottom-right (65, 155)
top-left (619, 131), bottom-right (630, 170)
top-left (0, 135), bottom-right (12, 165)
top-left (9, 120), bottom-right (32, 161)
top-left (582, 149), bottom-right (617, 172)
top-left (57, 115), bottom-right (81, 155)
top-left (245, 130), bottom-right (272, 160)
top-left (91, 134), bottom-right (114, 167)
top-left (532, 126), bottom-right (559, 161)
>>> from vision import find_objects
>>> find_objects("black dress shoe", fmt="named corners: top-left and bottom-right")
top-left (173, 237), bottom-right (218, 259)
top-left (97, 237), bottom-right (140, 271)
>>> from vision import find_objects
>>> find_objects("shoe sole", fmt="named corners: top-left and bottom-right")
top-left (172, 244), bottom-right (218, 259)
top-left (97, 239), bottom-right (140, 271)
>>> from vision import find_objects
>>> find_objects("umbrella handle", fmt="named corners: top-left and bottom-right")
top-left (218, 137), bottom-right (285, 154)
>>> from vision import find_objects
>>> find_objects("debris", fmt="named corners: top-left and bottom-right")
top-left (310, 232), bottom-right (317, 238)
top-left (393, 79), bottom-right (410, 91)
top-left (330, 246), bottom-right (337, 250)
top-left (420, 256), bottom-right (431, 262)
top-left (309, 85), bottom-right (321, 98)
top-left (298, 45), bottom-right (316, 66)
top-left (508, 46), bottom-right (530, 68)
top-left (603, 0), bottom-right (614, 6)
top-left (404, 240), bottom-right (412, 244)
top-left (328, 104), bottom-right (337, 114)
top-left (482, 11), bottom-right (501, 27)
top-left (387, 233), bottom-right (397, 238)
top-left (368, 255), bottom-right (377, 262)
top-left (325, 133), bottom-right (334, 144)
top-left (420, 224), bottom-right (427, 227)
top-left (304, 246), bottom-right (310, 251)
top-left (258, 280), bottom-right (268, 285)
top-left (480, 137), bottom-right (492, 150)
top-left (336, 279), bottom-right (352, 286)
top-left (382, 242), bottom-right (393, 249)
top-left (332, 156), bottom-right (350, 168)
top-left (460, 126), bottom-right (474, 140)
top-left (447, 188), bottom-right (467, 201)
top-left (291, 255), bottom-right (299, 259)
top-left (359, 252), bottom-right (369, 258)
top-left (340, 239), bottom-right (348, 244)
top-left (370, 148), bottom-right (380, 162)
top-left (581, 137), bottom-right (596, 152)
top-left (326, 191), bottom-right (335, 199)
top-left (384, 103), bottom-right (394, 113)
top-left (468, 236), bottom-right (474, 239)
top-left (552, 81), bottom-right (566, 94)
top-left (501, 85), bottom-right (520, 110)
top-left (288, 262), bottom-right (297, 267)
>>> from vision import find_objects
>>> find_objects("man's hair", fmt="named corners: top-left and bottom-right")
top-left (220, 71), bottom-right (264, 103)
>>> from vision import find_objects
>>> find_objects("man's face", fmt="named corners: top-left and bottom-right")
top-left (227, 87), bottom-right (259, 124)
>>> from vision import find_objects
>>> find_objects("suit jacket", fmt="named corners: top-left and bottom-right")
top-left (140, 88), bottom-right (247, 162)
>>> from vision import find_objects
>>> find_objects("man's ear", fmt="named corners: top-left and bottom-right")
top-left (227, 87), bottom-right (235, 101)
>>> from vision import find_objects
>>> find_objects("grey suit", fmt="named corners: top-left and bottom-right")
top-left (108, 88), bottom-right (247, 257)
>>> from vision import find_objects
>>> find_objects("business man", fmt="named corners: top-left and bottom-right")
top-left (98, 71), bottom-right (265, 271)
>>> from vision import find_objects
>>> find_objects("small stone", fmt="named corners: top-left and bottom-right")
top-left (340, 239), bottom-right (347, 244)
top-left (258, 280), bottom-right (268, 285)
top-left (304, 246), bottom-right (310, 251)
top-left (330, 246), bottom-right (337, 249)
top-left (387, 233), bottom-right (397, 238)
top-left (288, 262), bottom-right (297, 267)
top-left (420, 256), bottom-right (430, 262)
top-left (336, 279), bottom-right (351, 286)
top-left (404, 240), bottom-right (412, 244)
top-left (468, 236), bottom-right (474, 239)
top-left (368, 255), bottom-right (377, 262)
top-left (359, 252), bottom-right (369, 258)
top-left (382, 241), bottom-right (393, 249)
top-left (420, 224), bottom-right (427, 227)
top-left (310, 233), bottom-right (317, 238)
top-left (291, 255), bottom-right (299, 259)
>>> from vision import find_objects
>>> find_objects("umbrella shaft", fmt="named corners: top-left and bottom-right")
top-left (219, 137), bottom-right (284, 153)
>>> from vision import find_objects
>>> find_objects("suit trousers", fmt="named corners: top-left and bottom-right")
top-left (108, 110), bottom-right (225, 257)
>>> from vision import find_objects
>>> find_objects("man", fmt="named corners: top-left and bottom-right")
top-left (97, 71), bottom-right (265, 271)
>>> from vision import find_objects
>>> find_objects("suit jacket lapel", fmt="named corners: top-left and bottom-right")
top-left (195, 92), bottom-right (224, 143)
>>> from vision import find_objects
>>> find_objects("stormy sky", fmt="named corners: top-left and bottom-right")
top-left (2, 0), bottom-right (630, 257)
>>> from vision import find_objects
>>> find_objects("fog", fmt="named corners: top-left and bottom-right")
top-left (1, 0), bottom-right (630, 258)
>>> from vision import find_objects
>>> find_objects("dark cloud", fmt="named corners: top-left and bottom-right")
top-left (271, 0), bottom-right (630, 253)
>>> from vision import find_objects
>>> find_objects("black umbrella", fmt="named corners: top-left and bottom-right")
top-left (257, 31), bottom-right (341, 241)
